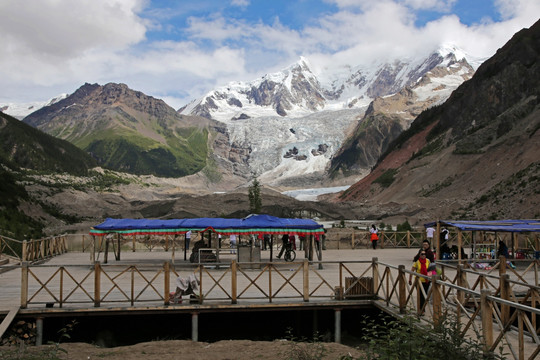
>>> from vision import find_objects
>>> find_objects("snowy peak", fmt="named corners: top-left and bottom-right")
top-left (180, 56), bottom-right (325, 121)
top-left (0, 94), bottom-right (68, 119)
top-left (180, 45), bottom-right (478, 122)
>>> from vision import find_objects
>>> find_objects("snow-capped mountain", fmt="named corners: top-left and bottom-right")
top-left (0, 94), bottom-right (68, 119)
top-left (180, 45), bottom-right (483, 123)
top-left (184, 45), bottom-right (482, 187)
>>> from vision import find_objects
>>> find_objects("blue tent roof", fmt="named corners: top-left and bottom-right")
top-left (424, 219), bottom-right (540, 232)
top-left (90, 215), bottom-right (323, 236)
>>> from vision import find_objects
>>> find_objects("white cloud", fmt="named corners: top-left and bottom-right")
top-left (231, 0), bottom-right (250, 7)
top-left (1, 0), bottom-right (539, 109)
top-left (401, 0), bottom-right (457, 11)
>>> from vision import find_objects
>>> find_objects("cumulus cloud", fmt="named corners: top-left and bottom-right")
top-left (0, 0), bottom-right (539, 109)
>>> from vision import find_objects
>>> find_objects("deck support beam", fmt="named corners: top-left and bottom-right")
top-left (36, 317), bottom-right (43, 346)
top-left (334, 308), bottom-right (341, 344)
top-left (191, 312), bottom-right (199, 342)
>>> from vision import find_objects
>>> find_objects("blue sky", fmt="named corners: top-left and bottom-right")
top-left (1, 0), bottom-right (539, 109)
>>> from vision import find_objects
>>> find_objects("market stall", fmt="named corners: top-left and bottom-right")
top-left (89, 214), bottom-right (324, 264)
top-left (424, 219), bottom-right (540, 262)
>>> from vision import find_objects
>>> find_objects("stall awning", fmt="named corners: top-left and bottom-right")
top-left (424, 219), bottom-right (540, 233)
top-left (89, 215), bottom-right (324, 236)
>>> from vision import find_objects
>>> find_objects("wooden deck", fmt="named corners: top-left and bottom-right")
top-left (1, 249), bottom-right (539, 359)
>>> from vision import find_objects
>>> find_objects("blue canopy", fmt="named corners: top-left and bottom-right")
top-left (424, 219), bottom-right (540, 233)
top-left (90, 215), bottom-right (324, 236)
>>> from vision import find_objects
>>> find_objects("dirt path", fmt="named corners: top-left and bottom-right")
top-left (7, 339), bottom-right (364, 360)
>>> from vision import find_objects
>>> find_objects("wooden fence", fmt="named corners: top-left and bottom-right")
top-left (19, 257), bottom-right (540, 359)
top-left (0, 235), bottom-right (68, 263)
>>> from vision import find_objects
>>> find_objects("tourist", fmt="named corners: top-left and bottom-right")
top-left (413, 240), bottom-right (435, 262)
top-left (185, 230), bottom-right (192, 250)
top-left (370, 224), bottom-right (379, 249)
top-left (425, 226), bottom-right (435, 242)
top-left (263, 234), bottom-right (270, 250)
top-left (409, 251), bottom-right (431, 314)
top-left (229, 234), bottom-right (237, 254)
top-left (497, 240), bottom-right (509, 258)
top-left (440, 227), bottom-right (449, 243)
top-left (277, 234), bottom-right (290, 259)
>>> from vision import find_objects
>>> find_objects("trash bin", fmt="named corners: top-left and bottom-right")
top-left (237, 245), bottom-right (261, 269)
top-left (238, 245), bottom-right (251, 263)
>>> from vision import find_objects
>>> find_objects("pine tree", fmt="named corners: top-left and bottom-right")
top-left (248, 177), bottom-right (262, 214)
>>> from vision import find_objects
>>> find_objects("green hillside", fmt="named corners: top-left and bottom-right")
top-left (0, 112), bottom-right (97, 175)
top-left (0, 111), bottom-right (98, 238)
top-left (83, 126), bottom-right (208, 177)
top-left (22, 83), bottom-right (211, 178)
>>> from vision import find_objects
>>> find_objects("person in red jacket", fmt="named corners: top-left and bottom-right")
top-left (369, 224), bottom-right (379, 249)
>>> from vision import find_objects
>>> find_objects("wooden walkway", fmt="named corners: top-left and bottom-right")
top-left (1, 249), bottom-right (539, 359)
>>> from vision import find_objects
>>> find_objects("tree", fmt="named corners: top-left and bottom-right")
top-left (397, 220), bottom-right (412, 232)
top-left (248, 177), bottom-right (262, 214)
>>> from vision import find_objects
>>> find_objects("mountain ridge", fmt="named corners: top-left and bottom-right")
top-left (23, 83), bottom-right (214, 178)
top-left (180, 45), bottom-right (480, 122)
top-left (337, 19), bottom-right (540, 222)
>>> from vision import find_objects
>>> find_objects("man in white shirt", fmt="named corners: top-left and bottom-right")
top-left (229, 234), bottom-right (237, 254)
top-left (426, 227), bottom-right (435, 241)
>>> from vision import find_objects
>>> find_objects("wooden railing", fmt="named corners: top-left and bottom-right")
top-left (0, 234), bottom-right (68, 263)
top-left (375, 260), bottom-right (540, 360)
top-left (18, 257), bottom-right (540, 359)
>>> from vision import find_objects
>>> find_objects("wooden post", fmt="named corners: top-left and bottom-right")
top-left (456, 265), bottom-right (465, 320)
top-left (435, 221), bottom-right (441, 261)
top-left (270, 235), bottom-right (274, 262)
top-left (518, 312), bottom-right (525, 360)
top-left (116, 234), bottom-right (121, 261)
top-left (533, 260), bottom-right (538, 331)
top-left (308, 235), bottom-right (313, 261)
top-left (94, 261), bottom-right (101, 307)
top-left (132, 234), bottom-right (136, 252)
top-left (231, 260), bottom-right (237, 304)
top-left (59, 267), bottom-right (64, 308)
top-left (398, 265), bottom-right (406, 314)
top-left (198, 264), bottom-right (203, 304)
top-left (104, 238), bottom-right (109, 264)
top-left (351, 230), bottom-right (355, 249)
top-left (22, 240), bottom-right (27, 262)
top-left (499, 256), bottom-right (507, 276)
top-left (21, 262), bottom-right (29, 309)
top-left (164, 261), bottom-right (170, 306)
top-left (303, 259), bottom-right (309, 302)
top-left (480, 290), bottom-right (493, 355)
top-left (432, 275), bottom-right (442, 327)
top-left (269, 261), bottom-right (273, 303)
top-left (130, 266), bottom-right (135, 306)
top-left (500, 274), bottom-right (510, 326)
top-left (407, 230), bottom-right (411, 248)
top-left (372, 257), bottom-right (379, 297)
top-left (91, 235), bottom-right (96, 263)
top-left (380, 231), bottom-right (384, 249)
